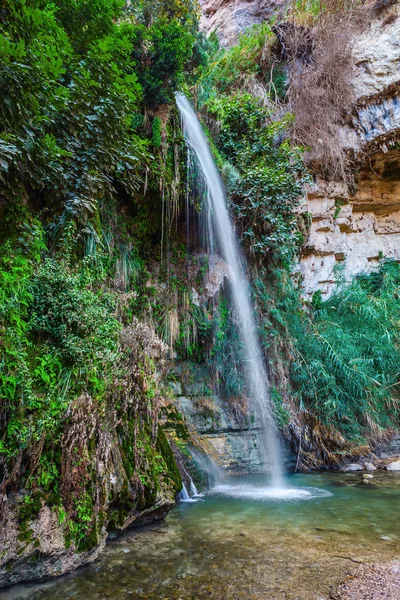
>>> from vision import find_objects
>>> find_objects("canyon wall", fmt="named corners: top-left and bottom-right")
top-left (199, 0), bottom-right (287, 45)
top-left (199, 0), bottom-right (400, 298)
top-left (299, 5), bottom-right (400, 298)
top-left (165, 362), bottom-right (294, 475)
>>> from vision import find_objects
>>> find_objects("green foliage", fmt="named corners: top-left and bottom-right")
top-left (30, 258), bottom-right (120, 369)
top-left (270, 387), bottom-right (291, 429)
top-left (0, 223), bottom-right (120, 460)
top-left (151, 117), bottom-right (162, 149)
top-left (0, 212), bottom-right (45, 422)
top-left (196, 23), bottom-right (277, 104)
top-left (0, 0), bottom-right (197, 558)
top-left (209, 297), bottom-right (247, 399)
top-left (54, 0), bottom-right (125, 52)
top-left (290, 0), bottom-right (364, 25)
top-left (1, 0), bottom-right (147, 231)
top-left (256, 261), bottom-right (400, 441)
top-left (156, 427), bottom-right (182, 491)
top-left (207, 93), bottom-right (307, 266)
top-left (0, 0), bottom-right (198, 238)
top-left (136, 19), bottom-right (195, 106)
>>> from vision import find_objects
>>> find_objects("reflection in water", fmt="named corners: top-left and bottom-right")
top-left (5, 473), bottom-right (400, 600)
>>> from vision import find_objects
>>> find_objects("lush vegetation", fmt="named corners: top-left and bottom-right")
top-left (0, 0), bottom-right (399, 569)
top-left (207, 94), bottom-right (307, 265)
top-left (254, 262), bottom-right (400, 459)
top-left (194, 21), bottom-right (399, 455)
top-left (0, 0), bottom-right (200, 551)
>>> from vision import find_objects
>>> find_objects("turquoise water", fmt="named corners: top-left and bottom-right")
top-left (4, 472), bottom-right (400, 600)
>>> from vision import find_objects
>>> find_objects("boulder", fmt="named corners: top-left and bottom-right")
top-left (169, 381), bottom-right (182, 396)
top-left (345, 463), bottom-right (363, 471)
top-left (363, 462), bottom-right (376, 471)
top-left (386, 460), bottom-right (400, 471)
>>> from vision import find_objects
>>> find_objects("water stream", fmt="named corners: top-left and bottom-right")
top-left (176, 93), bottom-right (284, 488)
top-left (6, 473), bottom-right (400, 600)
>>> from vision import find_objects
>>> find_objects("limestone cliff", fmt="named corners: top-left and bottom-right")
top-left (199, 0), bottom-right (400, 298)
top-left (299, 5), bottom-right (400, 298)
top-left (199, 0), bottom-right (287, 45)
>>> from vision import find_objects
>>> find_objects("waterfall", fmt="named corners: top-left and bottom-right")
top-left (189, 476), bottom-right (199, 497)
top-left (190, 447), bottom-right (223, 488)
top-left (179, 483), bottom-right (190, 501)
top-left (182, 465), bottom-right (202, 497)
top-left (176, 93), bottom-right (284, 489)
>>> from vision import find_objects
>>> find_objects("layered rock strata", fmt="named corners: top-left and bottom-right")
top-left (166, 364), bottom-right (294, 473)
top-left (199, 1), bottom-right (400, 297)
top-left (299, 6), bottom-right (400, 297)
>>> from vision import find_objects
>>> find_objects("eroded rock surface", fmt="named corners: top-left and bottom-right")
top-left (199, 0), bottom-right (287, 45)
top-left (299, 5), bottom-right (400, 298)
top-left (166, 363), bottom-right (294, 473)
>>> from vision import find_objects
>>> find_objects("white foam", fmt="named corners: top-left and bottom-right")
top-left (210, 484), bottom-right (332, 502)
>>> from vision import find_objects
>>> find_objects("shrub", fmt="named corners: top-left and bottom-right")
top-left (207, 93), bottom-right (307, 266)
top-left (256, 261), bottom-right (400, 442)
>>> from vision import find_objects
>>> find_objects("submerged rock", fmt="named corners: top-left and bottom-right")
top-left (336, 561), bottom-right (400, 600)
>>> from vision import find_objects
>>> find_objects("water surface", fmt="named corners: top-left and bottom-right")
top-left (5, 473), bottom-right (400, 600)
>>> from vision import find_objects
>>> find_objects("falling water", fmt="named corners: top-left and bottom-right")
top-left (176, 93), bottom-right (284, 489)
top-left (190, 447), bottom-right (224, 488)
top-left (179, 483), bottom-right (190, 501)
top-left (189, 476), bottom-right (200, 497)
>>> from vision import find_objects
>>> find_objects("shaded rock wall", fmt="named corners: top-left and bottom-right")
top-left (166, 363), bottom-right (294, 474)
top-left (0, 324), bottom-right (181, 588)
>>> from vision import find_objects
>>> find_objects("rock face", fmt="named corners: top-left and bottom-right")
top-left (0, 499), bottom-right (106, 588)
top-left (299, 6), bottom-right (400, 298)
top-left (385, 434), bottom-right (400, 457)
top-left (299, 154), bottom-right (400, 298)
top-left (167, 363), bottom-right (293, 473)
top-left (386, 460), bottom-right (400, 472)
top-left (199, 0), bottom-right (287, 46)
top-left (0, 438), bottom-right (178, 589)
top-left (0, 458), bottom-right (176, 589)
top-left (364, 462), bottom-right (376, 471)
top-left (345, 463), bottom-right (364, 472)
top-left (0, 323), bottom-right (181, 588)
top-left (199, 0), bottom-right (400, 298)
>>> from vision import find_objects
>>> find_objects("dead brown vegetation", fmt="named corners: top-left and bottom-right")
top-left (278, 0), bottom-right (374, 184)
